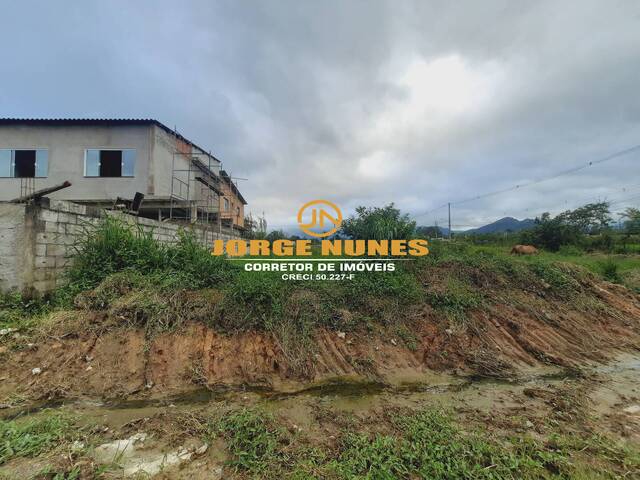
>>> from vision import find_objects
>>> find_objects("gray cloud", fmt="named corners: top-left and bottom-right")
top-left (1, 0), bottom-right (639, 230)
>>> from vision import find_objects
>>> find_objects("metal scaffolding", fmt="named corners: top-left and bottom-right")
top-left (167, 125), bottom-right (248, 235)
top-left (169, 150), bottom-right (222, 228)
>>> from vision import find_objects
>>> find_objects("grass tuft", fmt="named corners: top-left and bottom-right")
top-left (0, 413), bottom-right (73, 465)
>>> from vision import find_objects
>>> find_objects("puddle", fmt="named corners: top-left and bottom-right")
top-left (3, 356), bottom-right (639, 429)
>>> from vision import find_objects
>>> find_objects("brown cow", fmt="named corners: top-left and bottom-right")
top-left (510, 244), bottom-right (539, 255)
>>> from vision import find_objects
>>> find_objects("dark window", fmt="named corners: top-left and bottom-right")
top-left (99, 150), bottom-right (123, 177)
top-left (85, 149), bottom-right (135, 177)
top-left (14, 150), bottom-right (36, 177)
top-left (0, 149), bottom-right (48, 177)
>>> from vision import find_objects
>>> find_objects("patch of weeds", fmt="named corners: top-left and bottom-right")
top-left (332, 432), bottom-right (410, 478)
top-left (215, 408), bottom-right (284, 474)
top-left (0, 292), bottom-right (53, 331)
top-left (36, 465), bottom-right (81, 480)
top-left (0, 413), bottom-right (73, 465)
top-left (74, 273), bottom-right (222, 337)
top-left (425, 276), bottom-right (483, 324)
top-left (557, 245), bottom-right (584, 256)
top-left (393, 324), bottom-right (419, 351)
top-left (598, 259), bottom-right (622, 283)
top-left (214, 271), bottom-right (286, 332)
top-left (529, 261), bottom-right (582, 296)
top-left (342, 268), bottom-right (422, 307)
top-left (551, 432), bottom-right (640, 478)
top-left (330, 408), bottom-right (568, 479)
top-left (269, 290), bottom-right (322, 376)
top-left (287, 446), bottom-right (331, 480)
top-left (72, 270), bottom-right (148, 309)
top-left (57, 217), bottom-right (238, 306)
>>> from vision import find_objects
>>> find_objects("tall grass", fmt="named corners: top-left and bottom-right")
top-left (57, 217), bottom-right (236, 304)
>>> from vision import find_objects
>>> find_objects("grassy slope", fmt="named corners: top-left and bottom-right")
top-left (464, 243), bottom-right (640, 291)
top-left (2, 220), bottom-right (640, 376)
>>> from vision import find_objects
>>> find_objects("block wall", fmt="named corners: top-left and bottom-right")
top-left (0, 200), bottom-right (241, 296)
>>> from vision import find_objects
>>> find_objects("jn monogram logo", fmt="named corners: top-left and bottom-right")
top-left (297, 200), bottom-right (343, 238)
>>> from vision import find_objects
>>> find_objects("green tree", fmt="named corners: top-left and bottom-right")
top-left (340, 204), bottom-right (416, 240)
top-left (265, 229), bottom-right (287, 242)
top-left (622, 207), bottom-right (640, 235)
top-left (520, 212), bottom-right (581, 251)
top-left (556, 202), bottom-right (612, 233)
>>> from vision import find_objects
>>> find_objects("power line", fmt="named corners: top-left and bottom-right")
top-left (609, 192), bottom-right (640, 207)
top-left (439, 184), bottom-right (640, 231)
top-left (412, 143), bottom-right (640, 219)
top-left (451, 144), bottom-right (640, 206)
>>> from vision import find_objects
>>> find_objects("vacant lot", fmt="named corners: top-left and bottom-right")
top-left (1, 221), bottom-right (639, 478)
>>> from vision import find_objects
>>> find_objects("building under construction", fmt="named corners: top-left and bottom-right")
top-left (0, 118), bottom-right (248, 235)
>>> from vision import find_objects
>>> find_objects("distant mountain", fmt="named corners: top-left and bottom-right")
top-left (464, 217), bottom-right (535, 234)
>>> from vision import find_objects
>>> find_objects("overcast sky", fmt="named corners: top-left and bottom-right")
top-left (1, 0), bottom-right (639, 230)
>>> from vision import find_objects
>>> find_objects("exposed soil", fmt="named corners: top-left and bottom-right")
top-left (1, 274), bottom-right (640, 404)
top-left (1, 353), bottom-right (639, 479)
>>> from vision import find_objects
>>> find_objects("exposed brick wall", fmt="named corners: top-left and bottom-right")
top-left (0, 200), bottom-right (242, 296)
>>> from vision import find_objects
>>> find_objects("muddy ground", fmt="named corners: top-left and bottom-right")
top-left (0, 353), bottom-right (639, 478)
top-left (1, 268), bottom-right (640, 478)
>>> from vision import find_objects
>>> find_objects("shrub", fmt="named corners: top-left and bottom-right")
top-left (340, 204), bottom-right (416, 240)
top-left (520, 213), bottom-right (582, 251)
top-left (599, 259), bottom-right (621, 283)
top-left (58, 217), bottom-right (237, 304)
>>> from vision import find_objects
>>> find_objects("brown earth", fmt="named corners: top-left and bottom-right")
top-left (1, 273), bottom-right (640, 404)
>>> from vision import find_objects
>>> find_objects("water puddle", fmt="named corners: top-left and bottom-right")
top-left (3, 355), bottom-right (638, 426)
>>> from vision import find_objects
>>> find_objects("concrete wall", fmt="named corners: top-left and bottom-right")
top-left (151, 126), bottom-right (221, 201)
top-left (0, 124), bottom-right (153, 201)
top-left (0, 200), bottom-right (241, 296)
top-left (0, 204), bottom-right (30, 292)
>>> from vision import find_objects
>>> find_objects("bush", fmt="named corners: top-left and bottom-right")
top-left (599, 259), bottom-right (621, 283)
top-left (340, 204), bottom-right (416, 240)
top-left (58, 217), bottom-right (237, 304)
top-left (520, 214), bottom-right (582, 251)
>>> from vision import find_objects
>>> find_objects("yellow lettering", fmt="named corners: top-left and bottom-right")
top-left (344, 240), bottom-right (366, 256)
top-left (296, 239), bottom-right (312, 256)
top-left (273, 239), bottom-right (294, 256)
top-left (408, 239), bottom-right (429, 256)
top-left (226, 240), bottom-right (246, 257)
top-left (367, 240), bottom-right (389, 256)
top-left (391, 240), bottom-right (407, 256)
top-left (322, 239), bottom-right (342, 255)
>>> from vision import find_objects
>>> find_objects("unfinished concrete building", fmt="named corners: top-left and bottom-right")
top-left (0, 118), bottom-right (247, 233)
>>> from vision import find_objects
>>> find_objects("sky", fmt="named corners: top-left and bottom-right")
top-left (1, 0), bottom-right (639, 231)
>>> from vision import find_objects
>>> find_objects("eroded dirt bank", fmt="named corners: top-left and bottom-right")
top-left (2, 276), bottom-right (640, 403)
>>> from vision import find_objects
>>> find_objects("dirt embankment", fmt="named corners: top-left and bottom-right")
top-left (2, 274), bottom-right (640, 402)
